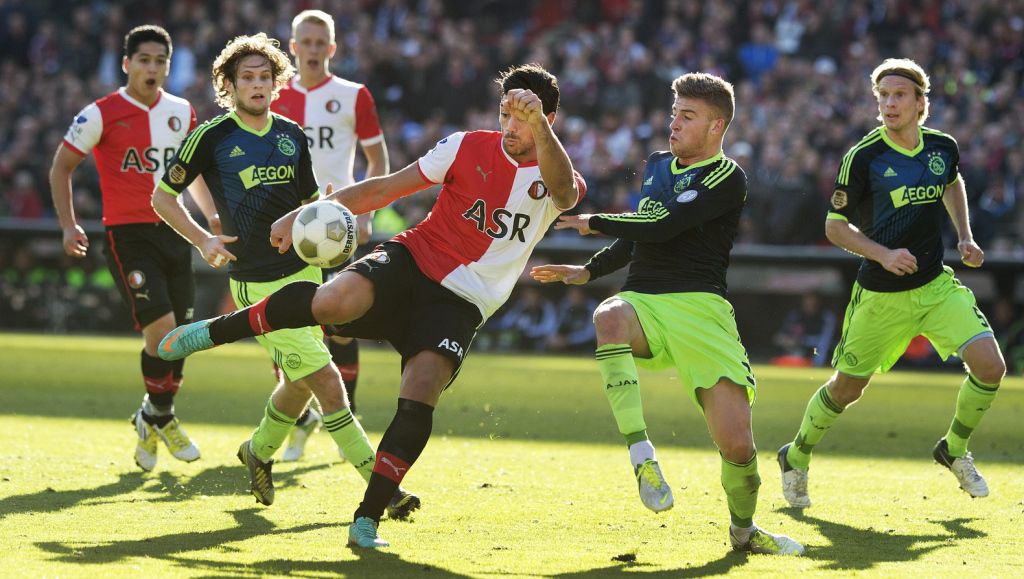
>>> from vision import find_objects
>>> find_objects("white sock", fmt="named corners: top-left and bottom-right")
top-left (730, 524), bottom-right (755, 543)
top-left (628, 440), bottom-right (656, 466)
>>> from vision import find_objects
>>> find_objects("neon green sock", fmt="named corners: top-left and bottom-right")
top-left (596, 344), bottom-right (647, 441)
top-left (786, 385), bottom-right (843, 470)
top-left (721, 453), bottom-right (760, 528)
top-left (323, 407), bottom-right (376, 482)
top-left (251, 400), bottom-right (298, 462)
top-left (945, 374), bottom-right (999, 457)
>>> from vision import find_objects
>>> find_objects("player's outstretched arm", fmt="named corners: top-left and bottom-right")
top-left (329, 162), bottom-right (430, 215)
top-left (49, 144), bottom-right (89, 257)
top-left (825, 218), bottom-right (917, 276)
top-left (530, 264), bottom-right (591, 285)
top-left (185, 175), bottom-right (222, 235)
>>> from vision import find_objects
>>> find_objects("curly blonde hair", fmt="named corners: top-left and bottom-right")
top-left (211, 33), bottom-right (295, 110)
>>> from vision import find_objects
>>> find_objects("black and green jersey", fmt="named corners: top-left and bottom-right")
top-left (159, 112), bottom-right (319, 282)
top-left (585, 150), bottom-right (745, 296)
top-left (828, 126), bottom-right (959, 292)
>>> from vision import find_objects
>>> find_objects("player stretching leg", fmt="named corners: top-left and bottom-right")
top-left (50, 25), bottom-right (217, 471)
top-left (532, 73), bottom-right (802, 556)
top-left (161, 64), bottom-right (585, 548)
top-left (778, 58), bottom-right (1005, 507)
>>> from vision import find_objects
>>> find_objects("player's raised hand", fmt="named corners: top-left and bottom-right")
top-left (199, 235), bottom-right (238, 268)
top-left (880, 248), bottom-right (918, 276)
top-left (553, 214), bottom-right (594, 235)
top-left (504, 88), bottom-right (545, 125)
top-left (62, 224), bottom-right (89, 257)
top-left (958, 239), bottom-right (984, 268)
top-left (530, 264), bottom-right (591, 285)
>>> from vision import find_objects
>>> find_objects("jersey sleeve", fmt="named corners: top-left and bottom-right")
top-left (296, 125), bottom-right (320, 199)
top-left (417, 132), bottom-right (466, 184)
top-left (354, 86), bottom-right (384, 145)
top-left (589, 158), bottom-right (746, 242)
top-left (188, 105), bottom-right (198, 132)
top-left (828, 143), bottom-right (871, 222)
top-left (158, 121), bottom-right (214, 197)
top-left (946, 137), bottom-right (960, 185)
top-left (62, 102), bottom-right (103, 157)
top-left (584, 238), bottom-right (634, 281)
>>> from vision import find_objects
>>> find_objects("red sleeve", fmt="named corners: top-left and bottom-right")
top-left (354, 86), bottom-right (383, 140)
top-left (188, 106), bottom-right (198, 131)
top-left (573, 169), bottom-right (587, 204)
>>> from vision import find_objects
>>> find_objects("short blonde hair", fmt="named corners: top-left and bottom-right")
top-left (292, 9), bottom-right (335, 42)
top-left (211, 33), bottom-right (295, 110)
top-left (871, 58), bottom-right (930, 122)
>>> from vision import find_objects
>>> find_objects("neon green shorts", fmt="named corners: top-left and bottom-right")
top-left (832, 266), bottom-right (993, 376)
top-left (618, 291), bottom-right (756, 410)
top-left (229, 266), bottom-right (329, 382)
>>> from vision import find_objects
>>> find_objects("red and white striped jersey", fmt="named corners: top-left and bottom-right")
top-left (62, 88), bottom-right (196, 226)
top-left (271, 75), bottom-right (384, 190)
top-left (395, 131), bottom-right (586, 319)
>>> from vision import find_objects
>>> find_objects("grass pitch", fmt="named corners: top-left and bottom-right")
top-left (1, 333), bottom-right (1022, 577)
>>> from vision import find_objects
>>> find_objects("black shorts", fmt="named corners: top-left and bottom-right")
top-left (331, 242), bottom-right (483, 383)
top-left (103, 222), bottom-right (195, 331)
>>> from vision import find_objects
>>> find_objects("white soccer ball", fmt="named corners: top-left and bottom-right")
top-left (291, 200), bottom-right (357, 268)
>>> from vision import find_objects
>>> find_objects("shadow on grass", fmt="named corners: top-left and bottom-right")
top-left (781, 507), bottom-right (986, 571)
top-left (552, 550), bottom-right (748, 578)
top-left (0, 462), bottom-right (331, 521)
top-left (37, 507), bottom-right (471, 577)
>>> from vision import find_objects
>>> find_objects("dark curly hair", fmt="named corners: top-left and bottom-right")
top-left (211, 33), bottom-right (295, 110)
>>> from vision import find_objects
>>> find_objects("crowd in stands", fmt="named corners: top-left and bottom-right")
top-left (0, 0), bottom-right (1021, 353)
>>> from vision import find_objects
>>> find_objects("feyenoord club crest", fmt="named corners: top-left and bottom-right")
top-left (128, 270), bottom-right (146, 289)
top-left (326, 99), bottom-right (341, 113)
top-left (168, 116), bottom-right (182, 132)
top-left (527, 180), bottom-right (548, 200)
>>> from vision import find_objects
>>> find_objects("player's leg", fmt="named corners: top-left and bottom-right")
top-left (328, 335), bottom-right (360, 413)
top-left (700, 379), bottom-right (802, 556)
top-left (349, 350), bottom-right (450, 549)
top-left (159, 269), bottom-right (374, 360)
top-left (919, 270), bottom-right (1004, 496)
top-left (780, 283), bottom-right (909, 506)
top-left (138, 312), bottom-right (200, 465)
top-left (591, 295), bottom-right (671, 513)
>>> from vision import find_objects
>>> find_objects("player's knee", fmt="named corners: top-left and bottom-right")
top-left (593, 301), bottom-right (632, 342)
top-left (828, 373), bottom-right (868, 408)
top-left (970, 357), bottom-right (1006, 385)
top-left (719, 439), bottom-right (756, 464)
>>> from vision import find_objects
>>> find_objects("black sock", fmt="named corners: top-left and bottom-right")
top-left (209, 281), bottom-right (320, 344)
top-left (354, 398), bottom-right (434, 522)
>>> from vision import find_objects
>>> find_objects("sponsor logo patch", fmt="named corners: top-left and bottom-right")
top-left (831, 190), bottom-right (848, 210)
top-left (168, 163), bottom-right (186, 184)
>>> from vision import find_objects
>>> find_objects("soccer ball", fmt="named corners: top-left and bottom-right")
top-left (291, 200), bottom-right (357, 268)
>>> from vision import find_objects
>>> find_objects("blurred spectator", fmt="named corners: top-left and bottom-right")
top-left (545, 287), bottom-right (598, 353)
top-left (492, 287), bottom-right (558, 352)
top-left (771, 293), bottom-right (837, 367)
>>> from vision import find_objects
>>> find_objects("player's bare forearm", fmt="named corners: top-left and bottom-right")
top-left (152, 187), bottom-right (212, 248)
top-left (942, 175), bottom-right (973, 242)
top-left (363, 140), bottom-right (390, 179)
top-left (186, 175), bottom-right (219, 225)
top-left (49, 145), bottom-right (83, 229)
top-left (531, 119), bottom-right (577, 210)
top-left (332, 162), bottom-right (428, 214)
top-left (826, 218), bottom-right (918, 275)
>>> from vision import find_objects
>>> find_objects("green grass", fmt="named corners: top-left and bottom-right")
top-left (1, 333), bottom-right (1022, 577)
